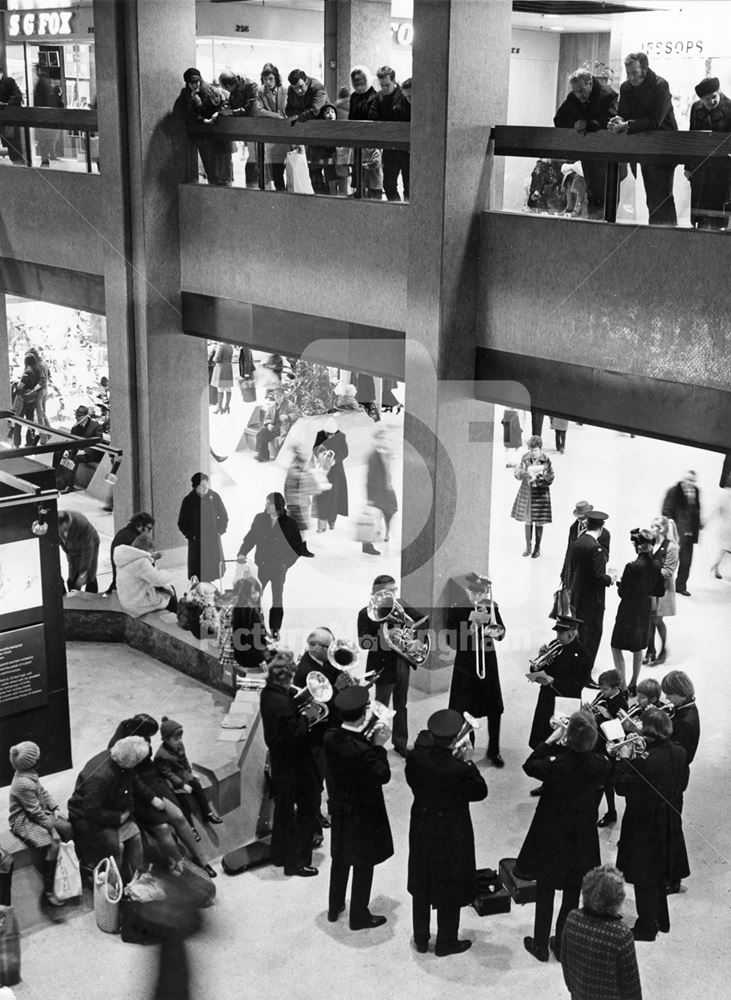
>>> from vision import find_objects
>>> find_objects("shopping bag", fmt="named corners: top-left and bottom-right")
top-left (353, 505), bottom-right (382, 544)
top-left (548, 586), bottom-right (573, 620)
top-left (94, 856), bottom-right (123, 933)
top-left (238, 377), bottom-right (257, 403)
top-left (124, 868), bottom-right (167, 903)
top-left (285, 147), bottom-right (314, 194)
top-left (232, 560), bottom-right (257, 587)
top-left (0, 905), bottom-right (20, 986)
top-left (53, 841), bottom-right (82, 901)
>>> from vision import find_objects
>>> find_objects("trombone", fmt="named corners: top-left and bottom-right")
top-left (470, 581), bottom-right (498, 681)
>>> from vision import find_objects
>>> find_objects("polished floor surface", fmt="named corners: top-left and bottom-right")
top-left (17, 418), bottom-right (731, 1000)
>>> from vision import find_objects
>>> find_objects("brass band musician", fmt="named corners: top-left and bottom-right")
top-left (526, 614), bottom-right (592, 795)
top-left (447, 573), bottom-right (506, 767)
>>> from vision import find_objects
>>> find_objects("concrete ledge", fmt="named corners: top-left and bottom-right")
top-left (411, 662), bottom-right (451, 695)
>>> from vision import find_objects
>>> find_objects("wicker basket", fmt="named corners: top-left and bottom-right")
top-left (94, 857), bottom-right (123, 933)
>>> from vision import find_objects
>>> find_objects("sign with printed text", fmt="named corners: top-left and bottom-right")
top-left (0, 624), bottom-right (48, 719)
top-left (5, 7), bottom-right (94, 40)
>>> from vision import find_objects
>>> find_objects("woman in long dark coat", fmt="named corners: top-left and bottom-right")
top-left (366, 428), bottom-right (398, 544)
top-left (686, 78), bottom-right (731, 230)
top-left (517, 711), bottom-right (610, 962)
top-left (237, 492), bottom-right (312, 637)
top-left (615, 708), bottom-right (689, 941)
top-left (447, 574), bottom-right (505, 766)
top-left (611, 529), bottom-right (664, 695)
top-left (405, 710), bottom-right (488, 955)
top-left (511, 434), bottom-right (554, 558)
top-left (312, 420), bottom-right (349, 530)
top-left (177, 472), bottom-right (229, 582)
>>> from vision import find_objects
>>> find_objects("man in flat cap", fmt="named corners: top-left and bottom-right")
top-left (686, 77), bottom-right (731, 229)
top-left (323, 687), bottom-right (393, 930)
top-left (526, 615), bottom-right (593, 795)
top-left (405, 709), bottom-right (487, 956)
top-left (569, 512), bottom-right (615, 668)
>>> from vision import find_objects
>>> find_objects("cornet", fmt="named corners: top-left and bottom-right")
top-left (469, 582), bottom-right (499, 681)
top-left (529, 638), bottom-right (562, 673)
top-left (450, 712), bottom-right (480, 758)
top-left (291, 671), bottom-right (333, 728)
top-left (361, 700), bottom-right (395, 742)
top-left (549, 713), bottom-right (571, 745)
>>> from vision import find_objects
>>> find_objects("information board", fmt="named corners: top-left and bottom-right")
top-left (0, 624), bottom-right (48, 719)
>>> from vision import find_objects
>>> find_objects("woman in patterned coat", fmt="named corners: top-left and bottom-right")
top-left (8, 741), bottom-right (74, 907)
top-left (511, 435), bottom-right (554, 558)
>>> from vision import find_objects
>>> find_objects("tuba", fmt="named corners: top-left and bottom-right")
top-left (450, 712), bottom-right (480, 759)
top-left (361, 700), bottom-right (396, 742)
top-left (367, 590), bottom-right (431, 668)
top-left (291, 671), bottom-right (333, 728)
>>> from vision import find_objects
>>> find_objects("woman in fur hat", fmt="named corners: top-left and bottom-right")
top-left (685, 77), bottom-right (731, 230)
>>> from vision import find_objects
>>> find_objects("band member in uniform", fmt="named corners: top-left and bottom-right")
top-left (569, 511), bottom-right (613, 668)
top-left (526, 614), bottom-right (592, 795)
top-left (560, 501), bottom-right (611, 592)
top-left (405, 709), bottom-right (487, 956)
top-left (324, 687), bottom-right (393, 930)
top-left (586, 668), bottom-right (628, 828)
top-left (661, 670), bottom-right (699, 894)
top-left (357, 574), bottom-right (428, 757)
top-left (447, 573), bottom-right (506, 766)
top-left (615, 708), bottom-right (689, 940)
top-left (259, 650), bottom-right (320, 877)
top-left (517, 711), bottom-right (609, 962)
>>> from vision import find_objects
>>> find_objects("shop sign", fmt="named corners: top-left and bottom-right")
top-left (8, 9), bottom-right (75, 38)
top-left (391, 21), bottom-right (413, 47)
top-left (641, 39), bottom-right (704, 57)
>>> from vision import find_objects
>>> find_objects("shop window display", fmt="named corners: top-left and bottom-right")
top-left (6, 296), bottom-right (109, 432)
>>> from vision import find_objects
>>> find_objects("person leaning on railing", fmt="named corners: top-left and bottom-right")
top-left (608, 52), bottom-right (678, 227)
top-left (554, 68), bottom-right (618, 219)
top-left (178, 67), bottom-right (233, 187)
top-left (258, 63), bottom-right (289, 191)
top-left (369, 66), bottom-right (410, 202)
top-left (219, 69), bottom-right (261, 188)
top-left (0, 65), bottom-right (24, 163)
top-left (685, 77), bottom-right (731, 231)
top-left (348, 66), bottom-right (383, 200)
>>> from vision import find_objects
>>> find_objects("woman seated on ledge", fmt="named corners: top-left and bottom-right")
top-left (114, 534), bottom-right (177, 616)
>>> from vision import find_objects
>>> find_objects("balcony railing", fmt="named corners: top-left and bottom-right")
top-left (491, 125), bottom-right (731, 226)
top-left (0, 107), bottom-right (99, 172)
top-left (186, 116), bottom-right (410, 198)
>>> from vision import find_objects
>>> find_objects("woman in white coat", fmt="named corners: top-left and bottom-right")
top-left (114, 534), bottom-right (177, 617)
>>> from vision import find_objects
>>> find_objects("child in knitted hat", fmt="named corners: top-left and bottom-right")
top-left (8, 742), bottom-right (74, 907)
top-left (154, 718), bottom-right (222, 836)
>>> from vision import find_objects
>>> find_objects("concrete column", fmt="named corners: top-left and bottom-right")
top-left (93, 0), bottom-right (208, 548)
top-left (0, 294), bottom-right (9, 409)
top-left (401, 0), bottom-right (511, 691)
top-left (325, 0), bottom-right (392, 99)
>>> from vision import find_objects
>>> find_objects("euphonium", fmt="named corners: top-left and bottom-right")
top-left (367, 589), bottom-right (431, 668)
top-left (450, 712), bottom-right (481, 758)
top-left (291, 671), bottom-right (334, 728)
top-left (361, 700), bottom-right (395, 742)
top-left (529, 638), bottom-right (563, 672)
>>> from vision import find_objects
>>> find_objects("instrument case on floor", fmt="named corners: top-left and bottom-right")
top-left (499, 857), bottom-right (537, 905)
top-left (222, 837), bottom-right (271, 875)
top-left (472, 867), bottom-right (512, 916)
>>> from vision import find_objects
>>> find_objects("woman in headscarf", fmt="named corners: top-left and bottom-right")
top-left (685, 77), bottom-right (731, 230)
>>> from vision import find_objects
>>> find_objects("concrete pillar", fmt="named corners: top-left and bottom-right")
top-left (325, 0), bottom-right (392, 100)
top-left (0, 294), bottom-right (10, 409)
top-left (401, 0), bottom-right (511, 690)
top-left (93, 0), bottom-right (208, 548)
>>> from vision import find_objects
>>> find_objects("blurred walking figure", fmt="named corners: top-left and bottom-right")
top-left (364, 426), bottom-right (398, 555)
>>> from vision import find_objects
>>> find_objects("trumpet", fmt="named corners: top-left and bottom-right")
top-left (367, 590), bottom-right (431, 668)
top-left (450, 712), bottom-right (480, 759)
top-left (361, 700), bottom-right (395, 742)
top-left (529, 638), bottom-right (562, 673)
top-left (470, 582), bottom-right (499, 681)
top-left (583, 691), bottom-right (609, 720)
top-left (291, 671), bottom-right (333, 728)
top-left (549, 713), bottom-right (571, 745)
top-left (606, 731), bottom-right (648, 760)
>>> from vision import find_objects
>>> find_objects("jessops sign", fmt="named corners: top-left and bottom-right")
top-left (7, 9), bottom-right (75, 39)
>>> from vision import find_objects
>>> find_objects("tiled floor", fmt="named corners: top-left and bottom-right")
top-left (17, 415), bottom-right (731, 1000)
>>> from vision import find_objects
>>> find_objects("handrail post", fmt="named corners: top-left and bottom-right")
top-left (257, 142), bottom-right (266, 190)
top-left (604, 162), bottom-right (620, 223)
top-left (85, 130), bottom-right (92, 173)
top-left (353, 147), bottom-right (363, 199)
top-left (23, 125), bottom-right (32, 167)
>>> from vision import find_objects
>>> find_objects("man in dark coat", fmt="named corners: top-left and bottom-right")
top-left (369, 65), bottom-right (411, 201)
top-left (259, 653), bottom-right (320, 877)
top-left (107, 511), bottom-right (155, 593)
top-left (609, 52), bottom-right (678, 226)
top-left (554, 69), bottom-right (618, 218)
top-left (323, 686), bottom-right (393, 929)
top-left (405, 710), bottom-right (487, 956)
top-left (685, 77), bottom-right (731, 230)
top-left (0, 67), bottom-right (24, 163)
top-left (662, 471), bottom-right (702, 595)
top-left (58, 509), bottom-right (100, 592)
top-left (53, 405), bottom-right (102, 493)
top-left (569, 512), bottom-right (613, 668)
top-left (285, 69), bottom-right (329, 121)
top-left (527, 615), bottom-right (592, 752)
top-left (177, 472), bottom-right (228, 582)
top-left (560, 500), bottom-right (611, 590)
top-left (615, 708), bottom-right (689, 940)
top-left (447, 573), bottom-right (506, 766)
top-left (357, 574), bottom-right (428, 757)
top-left (517, 712), bottom-right (610, 962)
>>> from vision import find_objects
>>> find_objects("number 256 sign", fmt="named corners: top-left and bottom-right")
top-left (8, 10), bottom-right (74, 38)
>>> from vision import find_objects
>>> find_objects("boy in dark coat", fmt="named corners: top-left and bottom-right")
top-left (323, 686), bottom-right (393, 930)
top-left (527, 614), bottom-right (592, 751)
top-left (405, 709), bottom-right (487, 956)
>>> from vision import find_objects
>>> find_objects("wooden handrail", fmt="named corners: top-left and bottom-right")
top-left (187, 116), bottom-right (410, 150)
top-left (492, 125), bottom-right (731, 163)
top-left (0, 107), bottom-right (98, 131)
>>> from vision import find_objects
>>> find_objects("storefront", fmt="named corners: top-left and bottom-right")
top-left (6, 295), bottom-right (107, 428)
top-left (3, 1), bottom-right (95, 109)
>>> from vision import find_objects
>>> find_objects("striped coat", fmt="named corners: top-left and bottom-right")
top-left (9, 771), bottom-right (59, 848)
top-left (511, 452), bottom-right (554, 524)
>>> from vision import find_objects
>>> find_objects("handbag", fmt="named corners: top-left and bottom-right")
top-left (53, 841), bottom-right (82, 901)
top-left (548, 586), bottom-right (573, 620)
top-left (0, 906), bottom-right (21, 986)
top-left (93, 856), bottom-right (123, 933)
top-left (238, 377), bottom-right (257, 403)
